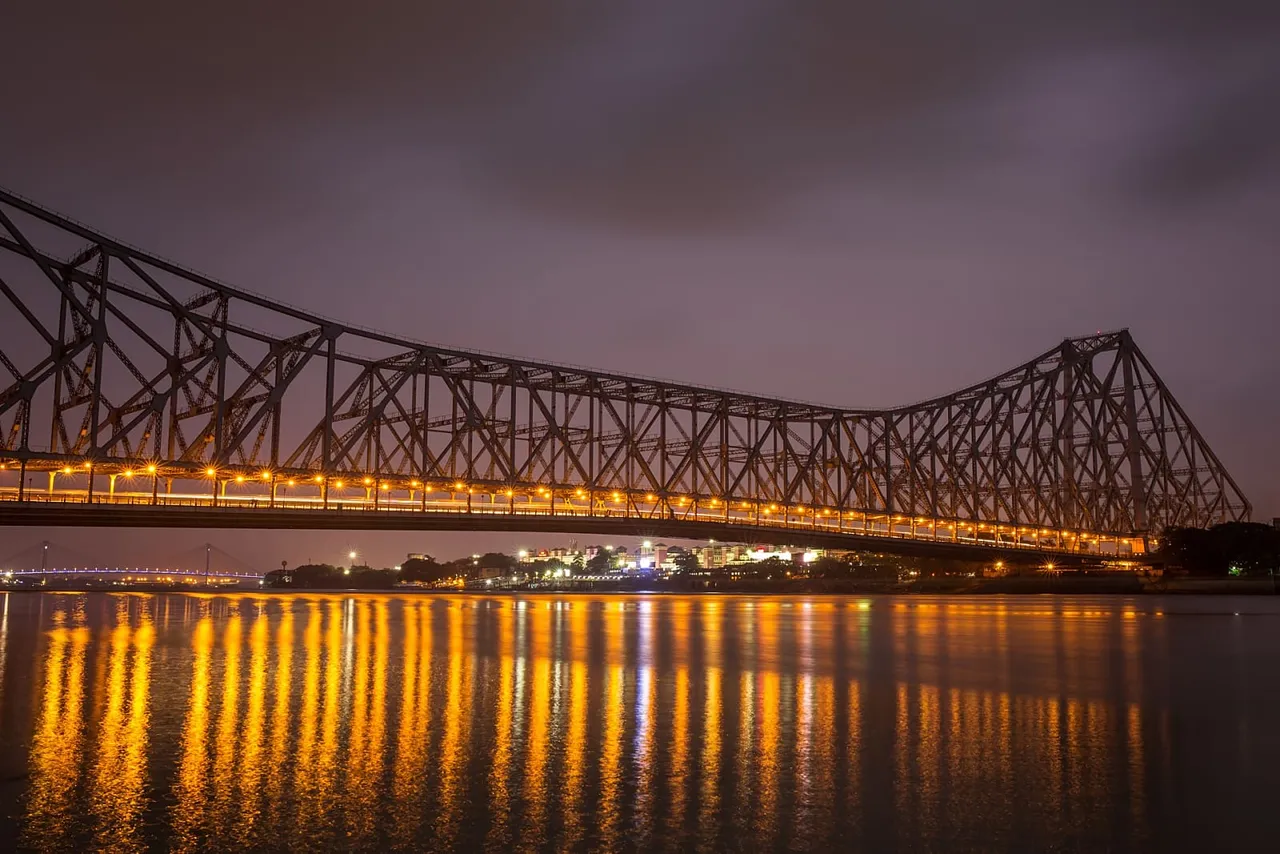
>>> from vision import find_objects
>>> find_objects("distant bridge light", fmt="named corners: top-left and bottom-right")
top-left (205, 467), bottom-right (216, 477)
top-left (123, 470), bottom-right (134, 478)
top-left (260, 471), bottom-right (271, 480)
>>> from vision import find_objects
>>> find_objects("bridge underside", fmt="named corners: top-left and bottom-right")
top-left (0, 503), bottom-right (1141, 568)
top-left (0, 186), bottom-right (1251, 549)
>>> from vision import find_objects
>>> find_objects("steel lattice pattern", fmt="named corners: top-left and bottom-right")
top-left (0, 187), bottom-right (1250, 540)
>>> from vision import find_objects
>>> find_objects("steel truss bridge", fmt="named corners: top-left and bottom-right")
top-left (0, 187), bottom-right (1250, 565)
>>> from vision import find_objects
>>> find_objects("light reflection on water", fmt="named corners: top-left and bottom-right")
top-left (0, 592), bottom-right (1277, 851)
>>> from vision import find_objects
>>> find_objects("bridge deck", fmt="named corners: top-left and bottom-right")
top-left (0, 487), bottom-right (1146, 568)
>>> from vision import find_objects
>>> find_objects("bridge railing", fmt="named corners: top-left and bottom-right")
top-left (0, 485), bottom-right (1140, 558)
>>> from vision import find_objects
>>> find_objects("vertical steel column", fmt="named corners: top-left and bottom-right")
top-left (322, 333), bottom-right (336, 481)
top-left (88, 253), bottom-right (108, 457)
top-left (1120, 336), bottom-right (1149, 533)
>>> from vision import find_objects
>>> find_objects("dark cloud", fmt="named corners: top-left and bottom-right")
top-left (7, 2), bottom-right (1279, 230)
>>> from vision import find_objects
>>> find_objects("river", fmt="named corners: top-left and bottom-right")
top-left (0, 592), bottom-right (1275, 851)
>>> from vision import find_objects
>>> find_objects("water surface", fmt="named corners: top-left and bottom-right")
top-left (0, 592), bottom-right (1277, 851)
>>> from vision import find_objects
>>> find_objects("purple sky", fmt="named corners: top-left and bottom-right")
top-left (3, 3), bottom-right (1278, 570)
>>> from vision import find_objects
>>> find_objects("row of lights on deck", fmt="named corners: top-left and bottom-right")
top-left (7, 459), bottom-right (1130, 545)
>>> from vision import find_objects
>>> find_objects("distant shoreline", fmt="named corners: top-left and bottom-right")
top-left (7, 576), bottom-right (1277, 595)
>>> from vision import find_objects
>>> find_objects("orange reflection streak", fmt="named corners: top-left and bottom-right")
top-left (346, 600), bottom-right (373, 816)
top-left (917, 683), bottom-right (940, 835)
top-left (234, 605), bottom-right (270, 845)
top-left (669, 665), bottom-right (690, 838)
top-left (735, 670), bottom-right (755, 820)
top-left (265, 607), bottom-right (294, 817)
top-left (89, 616), bottom-right (133, 848)
top-left (391, 602), bottom-right (429, 847)
top-left (796, 672), bottom-right (835, 846)
top-left (313, 599), bottom-right (343, 839)
top-left (793, 682), bottom-right (814, 843)
top-left (521, 604), bottom-right (552, 845)
top-left (560, 604), bottom-right (589, 849)
top-left (598, 600), bottom-right (627, 849)
top-left (348, 599), bottom-right (389, 847)
top-left (697, 598), bottom-right (723, 849)
top-left (893, 682), bottom-right (909, 827)
top-left (633, 604), bottom-right (657, 842)
top-left (368, 601), bottom-right (390, 778)
top-left (599, 661), bottom-right (625, 850)
top-left (668, 596), bottom-right (694, 842)
top-left (484, 604), bottom-right (515, 851)
top-left (698, 664), bottom-right (722, 850)
top-left (119, 615), bottom-right (155, 851)
top-left (846, 679), bottom-right (861, 819)
top-left (436, 600), bottom-right (474, 848)
top-left (23, 615), bottom-right (90, 850)
top-left (171, 615), bottom-right (214, 850)
top-left (292, 600), bottom-right (323, 836)
top-left (209, 610), bottom-right (243, 836)
top-left (756, 670), bottom-right (780, 843)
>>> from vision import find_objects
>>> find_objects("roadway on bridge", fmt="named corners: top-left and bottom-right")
top-left (0, 486), bottom-right (1144, 568)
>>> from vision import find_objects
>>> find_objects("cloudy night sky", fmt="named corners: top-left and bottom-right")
top-left (2, 2), bottom-right (1278, 570)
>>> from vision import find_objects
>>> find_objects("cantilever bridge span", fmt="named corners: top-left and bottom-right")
top-left (0, 187), bottom-right (1250, 564)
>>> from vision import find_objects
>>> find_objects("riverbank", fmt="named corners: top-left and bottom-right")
top-left (8, 576), bottom-right (1277, 595)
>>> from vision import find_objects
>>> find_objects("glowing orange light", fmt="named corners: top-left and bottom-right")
top-left (205, 467), bottom-right (216, 477)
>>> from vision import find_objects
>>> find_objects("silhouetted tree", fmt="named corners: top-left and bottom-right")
top-left (810, 556), bottom-right (852, 579)
top-left (749, 556), bottom-right (791, 580)
top-left (400, 555), bottom-right (446, 583)
top-left (476, 552), bottom-right (516, 572)
top-left (586, 549), bottom-right (614, 573)
top-left (1159, 523), bottom-right (1280, 577)
top-left (673, 552), bottom-right (700, 574)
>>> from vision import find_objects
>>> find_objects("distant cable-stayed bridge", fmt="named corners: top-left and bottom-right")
top-left (0, 187), bottom-right (1250, 566)
top-left (0, 540), bottom-right (261, 582)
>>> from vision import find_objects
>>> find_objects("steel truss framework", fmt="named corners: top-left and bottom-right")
top-left (0, 187), bottom-right (1250, 544)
